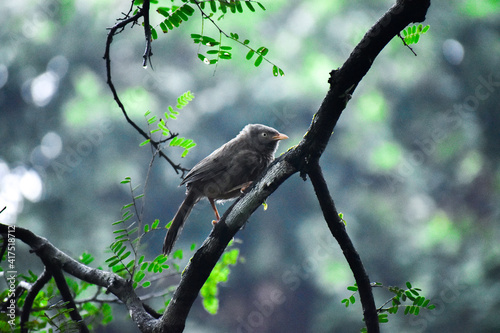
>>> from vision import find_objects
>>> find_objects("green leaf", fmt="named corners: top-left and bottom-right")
top-left (349, 295), bottom-right (356, 304)
top-left (157, 7), bottom-right (170, 17)
top-left (198, 53), bottom-right (208, 62)
top-left (272, 65), bottom-right (278, 76)
top-left (177, 9), bottom-right (188, 21)
top-left (120, 251), bottom-right (131, 261)
top-left (181, 4), bottom-right (195, 16)
top-left (257, 2), bottom-right (266, 10)
top-left (254, 55), bottom-right (263, 67)
top-left (152, 219), bottom-right (160, 229)
top-left (147, 115), bottom-right (157, 124)
top-left (140, 139), bottom-right (150, 146)
top-left (378, 314), bottom-right (389, 323)
top-left (406, 281), bottom-right (412, 289)
top-left (257, 46), bottom-right (268, 56)
top-left (159, 22), bottom-right (168, 33)
top-left (246, 50), bottom-right (255, 60)
top-left (107, 258), bottom-right (120, 268)
top-left (134, 270), bottom-right (145, 283)
top-left (235, 1), bottom-right (243, 13)
top-left (173, 249), bottom-right (183, 259)
top-left (210, 0), bottom-right (217, 12)
top-left (203, 296), bottom-right (219, 314)
top-left (164, 18), bottom-right (174, 30)
top-left (245, 1), bottom-right (255, 12)
top-left (142, 281), bottom-right (151, 288)
top-left (341, 298), bottom-right (349, 307)
top-left (151, 27), bottom-right (158, 40)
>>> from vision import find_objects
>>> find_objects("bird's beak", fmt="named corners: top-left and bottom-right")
top-left (272, 133), bottom-right (289, 141)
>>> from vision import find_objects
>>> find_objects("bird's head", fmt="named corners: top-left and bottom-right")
top-left (241, 124), bottom-right (288, 154)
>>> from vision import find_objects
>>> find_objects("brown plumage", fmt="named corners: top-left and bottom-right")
top-left (162, 124), bottom-right (288, 255)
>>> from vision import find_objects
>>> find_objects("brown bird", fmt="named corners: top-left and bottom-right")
top-left (162, 124), bottom-right (288, 255)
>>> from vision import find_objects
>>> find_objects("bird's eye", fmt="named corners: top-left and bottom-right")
top-left (261, 132), bottom-right (268, 137)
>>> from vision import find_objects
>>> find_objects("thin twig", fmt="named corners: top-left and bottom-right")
top-left (103, 5), bottom-right (189, 176)
top-left (398, 33), bottom-right (417, 56)
top-left (142, 0), bottom-right (153, 68)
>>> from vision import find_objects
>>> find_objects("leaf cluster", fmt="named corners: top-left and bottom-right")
top-left (140, 91), bottom-right (197, 158)
top-left (200, 241), bottom-right (242, 314)
top-left (342, 281), bottom-right (435, 331)
top-left (134, 0), bottom-right (283, 76)
top-left (401, 24), bottom-right (430, 45)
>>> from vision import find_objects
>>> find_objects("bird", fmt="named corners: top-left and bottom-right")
top-left (162, 124), bottom-right (288, 255)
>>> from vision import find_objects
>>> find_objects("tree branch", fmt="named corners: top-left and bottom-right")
top-left (39, 257), bottom-right (90, 333)
top-left (103, 4), bottom-right (189, 176)
top-left (142, 0), bottom-right (153, 68)
top-left (20, 268), bottom-right (52, 333)
top-left (306, 161), bottom-right (379, 332)
top-left (0, 224), bottom-right (157, 333)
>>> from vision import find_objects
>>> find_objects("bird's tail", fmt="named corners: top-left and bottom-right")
top-left (163, 189), bottom-right (198, 255)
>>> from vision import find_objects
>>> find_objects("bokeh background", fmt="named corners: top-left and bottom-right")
top-left (1, 0), bottom-right (499, 332)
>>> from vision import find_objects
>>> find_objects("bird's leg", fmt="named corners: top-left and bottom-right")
top-left (240, 181), bottom-right (253, 193)
top-left (209, 198), bottom-right (220, 225)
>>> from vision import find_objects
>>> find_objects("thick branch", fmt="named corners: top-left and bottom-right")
top-left (307, 161), bottom-right (379, 332)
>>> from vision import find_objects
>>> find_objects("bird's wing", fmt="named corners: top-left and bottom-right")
top-left (180, 145), bottom-right (230, 186)
top-left (181, 146), bottom-right (266, 188)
